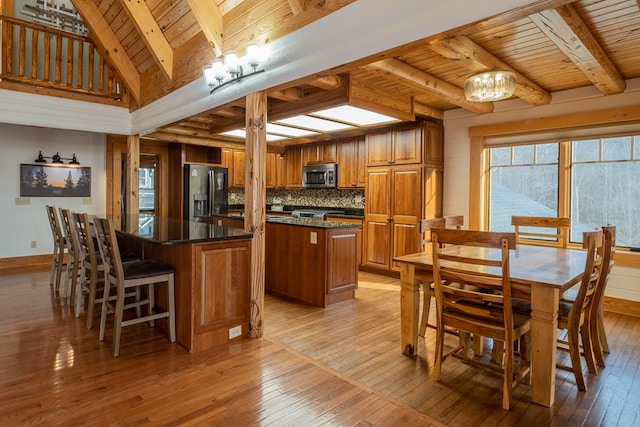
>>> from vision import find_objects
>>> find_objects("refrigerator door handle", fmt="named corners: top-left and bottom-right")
top-left (208, 169), bottom-right (214, 217)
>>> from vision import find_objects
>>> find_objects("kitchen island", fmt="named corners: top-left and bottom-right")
top-left (114, 214), bottom-right (253, 353)
top-left (215, 214), bottom-right (361, 307)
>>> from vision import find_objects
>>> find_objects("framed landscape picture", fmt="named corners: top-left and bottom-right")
top-left (20, 163), bottom-right (91, 197)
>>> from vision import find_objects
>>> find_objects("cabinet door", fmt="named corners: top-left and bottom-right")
top-left (303, 144), bottom-right (320, 165)
top-left (356, 138), bottom-right (367, 187)
top-left (390, 166), bottom-right (421, 270)
top-left (231, 150), bottom-right (245, 188)
top-left (337, 139), bottom-right (357, 188)
top-left (276, 153), bottom-right (286, 188)
top-left (285, 146), bottom-right (303, 188)
top-left (220, 148), bottom-right (233, 179)
top-left (320, 141), bottom-right (337, 163)
top-left (366, 132), bottom-right (393, 166)
top-left (393, 126), bottom-right (422, 165)
top-left (363, 167), bottom-right (391, 269)
top-left (266, 152), bottom-right (277, 189)
top-left (194, 243), bottom-right (250, 334)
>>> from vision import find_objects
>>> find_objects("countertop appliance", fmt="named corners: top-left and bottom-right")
top-left (291, 208), bottom-right (344, 219)
top-left (184, 164), bottom-right (228, 221)
top-left (302, 163), bottom-right (337, 188)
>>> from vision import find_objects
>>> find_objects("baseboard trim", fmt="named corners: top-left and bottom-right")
top-left (0, 254), bottom-right (51, 271)
top-left (604, 296), bottom-right (640, 318)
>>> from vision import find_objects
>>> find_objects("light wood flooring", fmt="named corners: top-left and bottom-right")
top-left (1, 268), bottom-right (639, 426)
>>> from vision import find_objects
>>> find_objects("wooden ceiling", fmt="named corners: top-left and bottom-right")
top-left (69, 0), bottom-right (640, 149)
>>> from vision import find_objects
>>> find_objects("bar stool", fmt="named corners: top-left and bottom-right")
top-left (93, 216), bottom-right (176, 357)
top-left (45, 205), bottom-right (66, 292)
top-left (59, 208), bottom-right (81, 301)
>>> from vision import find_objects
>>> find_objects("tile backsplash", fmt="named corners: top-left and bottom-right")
top-left (228, 188), bottom-right (365, 209)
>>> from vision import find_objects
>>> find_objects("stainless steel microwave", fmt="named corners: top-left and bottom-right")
top-left (302, 163), bottom-right (337, 188)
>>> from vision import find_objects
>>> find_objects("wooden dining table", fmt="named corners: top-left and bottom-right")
top-left (394, 243), bottom-right (588, 408)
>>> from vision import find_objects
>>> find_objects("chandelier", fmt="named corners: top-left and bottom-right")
top-left (464, 71), bottom-right (516, 102)
top-left (203, 44), bottom-right (268, 93)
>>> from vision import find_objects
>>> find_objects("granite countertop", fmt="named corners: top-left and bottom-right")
top-left (115, 214), bottom-right (253, 245)
top-left (217, 213), bottom-right (361, 229)
top-left (229, 204), bottom-right (364, 219)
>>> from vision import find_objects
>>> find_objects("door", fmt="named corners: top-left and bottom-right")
top-left (363, 167), bottom-right (391, 269)
top-left (390, 166), bottom-right (421, 270)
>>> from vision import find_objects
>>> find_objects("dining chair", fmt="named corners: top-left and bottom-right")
top-left (556, 229), bottom-right (604, 391)
top-left (59, 208), bottom-right (81, 302)
top-left (93, 216), bottom-right (176, 357)
top-left (561, 225), bottom-right (615, 368)
top-left (45, 205), bottom-right (66, 292)
top-left (417, 215), bottom-right (466, 337)
top-left (417, 217), bottom-right (445, 338)
top-left (511, 215), bottom-right (571, 248)
top-left (431, 228), bottom-right (530, 411)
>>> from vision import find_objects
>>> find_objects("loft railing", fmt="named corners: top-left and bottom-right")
top-left (0, 16), bottom-right (126, 103)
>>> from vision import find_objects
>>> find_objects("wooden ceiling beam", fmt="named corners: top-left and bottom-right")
top-left (71, 0), bottom-right (141, 102)
top-left (429, 35), bottom-right (552, 106)
top-left (414, 102), bottom-right (444, 121)
top-left (186, 0), bottom-right (224, 57)
top-left (529, 4), bottom-right (626, 95)
top-left (307, 75), bottom-right (346, 90)
top-left (142, 131), bottom-right (246, 149)
top-left (288, 0), bottom-right (304, 15)
top-left (364, 59), bottom-right (493, 114)
top-left (118, 0), bottom-right (174, 81)
top-left (268, 87), bottom-right (304, 102)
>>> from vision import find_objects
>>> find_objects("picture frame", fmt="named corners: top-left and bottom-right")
top-left (20, 163), bottom-right (91, 197)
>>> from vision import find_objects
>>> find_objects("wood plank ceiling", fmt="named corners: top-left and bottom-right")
top-left (67, 0), bottom-right (640, 149)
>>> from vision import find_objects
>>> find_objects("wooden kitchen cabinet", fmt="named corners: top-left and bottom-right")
top-left (363, 165), bottom-right (421, 272)
top-left (220, 148), bottom-right (245, 188)
top-left (285, 146), bottom-right (303, 188)
top-left (267, 152), bottom-right (287, 189)
top-left (303, 141), bottom-right (337, 165)
top-left (366, 124), bottom-right (422, 166)
top-left (337, 137), bottom-right (366, 188)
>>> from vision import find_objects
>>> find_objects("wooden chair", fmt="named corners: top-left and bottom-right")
top-left (417, 218), bottom-right (445, 337)
top-left (94, 216), bottom-right (176, 357)
top-left (417, 215), bottom-right (465, 337)
top-left (556, 229), bottom-right (604, 391)
top-left (72, 212), bottom-right (105, 329)
top-left (431, 229), bottom-right (530, 411)
top-left (59, 208), bottom-right (81, 301)
top-left (45, 206), bottom-right (66, 292)
top-left (561, 225), bottom-right (615, 368)
top-left (511, 215), bottom-right (571, 248)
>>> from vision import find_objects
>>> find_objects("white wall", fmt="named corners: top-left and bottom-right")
top-left (442, 78), bottom-right (640, 302)
top-left (0, 123), bottom-right (106, 258)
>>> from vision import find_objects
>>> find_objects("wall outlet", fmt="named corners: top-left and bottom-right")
top-left (287, 194), bottom-right (292, 201)
top-left (310, 231), bottom-right (317, 244)
top-left (31, 240), bottom-right (37, 248)
top-left (82, 197), bottom-right (93, 205)
top-left (228, 325), bottom-right (242, 339)
top-left (355, 195), bottom-right (363, 203)
top-left (15, 197), bottom-right (30, 206)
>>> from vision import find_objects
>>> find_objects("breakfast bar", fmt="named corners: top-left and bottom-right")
top-left (114, 214), bottom-right (253, 353)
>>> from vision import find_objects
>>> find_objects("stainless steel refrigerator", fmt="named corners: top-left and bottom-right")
top-left (184, 164), bottom-right (228, 221)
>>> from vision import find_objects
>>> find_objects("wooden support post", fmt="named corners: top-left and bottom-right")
top-left (126, 135), bottom-right (140, 231)
top-left (245, 91), bottom-right (267, 338)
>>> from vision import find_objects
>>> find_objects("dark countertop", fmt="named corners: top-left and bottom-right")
top-left (228, 204), bottom-right (364, 219)
top-left (217, 213), bottom-right (362, 229)
top-left (115, 214), bottom-right (253, 245)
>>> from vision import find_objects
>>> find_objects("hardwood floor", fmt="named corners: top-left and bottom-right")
top-left (1, 267), bottom-right (639, 426)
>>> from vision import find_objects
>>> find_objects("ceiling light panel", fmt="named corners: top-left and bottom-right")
top-left (311, 105), bottom-right (400, 126)
top-left (220, 128), bottom-right (287, 141)
top-left (266, 123), bottom-right (319, 137)
top-left (275, 115), bottom-right (354, 132)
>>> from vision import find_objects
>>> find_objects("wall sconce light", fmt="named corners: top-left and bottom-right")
top-left (203, 43), bottom-right (267, 93)
top-left (34, 150), bottom-right (80, 164)
top-left (464, 71), bottom-right (517, 102)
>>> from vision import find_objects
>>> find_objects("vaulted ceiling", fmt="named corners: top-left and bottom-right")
top-left (57, 0), bottom-right (640, 148)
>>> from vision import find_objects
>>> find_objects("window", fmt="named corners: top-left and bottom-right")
top-left (486, 134), bottom-right (640, 248)
top-left (139, 167), bottom-right (155, 212)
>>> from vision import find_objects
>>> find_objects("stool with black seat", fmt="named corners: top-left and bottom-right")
top-left (93, 216), bottom-right (176, 357)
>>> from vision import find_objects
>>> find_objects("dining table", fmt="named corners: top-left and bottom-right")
top-left (394, 243), bottom-right (588, 408)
